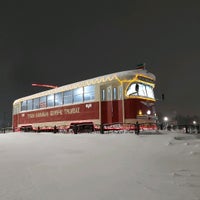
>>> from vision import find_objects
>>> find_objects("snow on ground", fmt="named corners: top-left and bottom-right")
top-left (0, 130), bottom-right (200, 200)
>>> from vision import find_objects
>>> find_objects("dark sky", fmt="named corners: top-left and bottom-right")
top-left (1, 0), bottom-right (200, 125)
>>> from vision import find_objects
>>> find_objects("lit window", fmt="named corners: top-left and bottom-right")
top-left (127, 83), bottom-right (154, 99)
top-left (33, 98), bottom-right (39, 110)
top-left (113, 87), bottom-right (117, 100)
top-left (21, 101), bottom-right (27, 111)
top-left (101, 89), bottom-right (105, 101)
top-left (84, 85), bottom-right (95, 101)
top-left (73, 87), bottom-right (83, 103)
top-left (55, 92), bottom-right (63, 106)
top-left (107, 87), bottom-right (111, 100)
top-left (40, 96), bottom-right (46, 108)
top-left (64, 90), bottom-right (73, 104)
top-left (27, 99), bottom-right (33, 110)
top-left (47, 94), bottom-right (54, 107)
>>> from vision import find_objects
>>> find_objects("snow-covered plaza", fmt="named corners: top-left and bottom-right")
top-left (0, 130), bottom-right (199, 200)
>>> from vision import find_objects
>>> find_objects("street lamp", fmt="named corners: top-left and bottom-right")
top-left (163, 116), bottom-right (168, 130)
top-left (193, 121), bottom-right (198, 133)
top-left (163, 116), bottom-right (168, 122)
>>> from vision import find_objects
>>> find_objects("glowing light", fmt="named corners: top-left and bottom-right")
top-left (163, 116), bottom-right (168, 122)
top-left (147, 110), bottom-right (151, 115)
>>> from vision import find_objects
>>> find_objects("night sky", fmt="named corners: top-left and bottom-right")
top-left (1, 1), bottom-right (200, 126)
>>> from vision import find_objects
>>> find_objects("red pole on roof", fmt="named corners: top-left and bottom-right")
top-left (32, 83), bottom-right (58, 89)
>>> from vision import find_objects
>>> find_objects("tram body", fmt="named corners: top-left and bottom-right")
top-left (12, 66), bottom-right (157, 132)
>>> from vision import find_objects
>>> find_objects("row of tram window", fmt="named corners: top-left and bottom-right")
top-left (21, 85), bottom-right (96, 112)
top-left (20, 84), bottom-right (123, 112)
top-left (19, 81), bottom-right (154, 112)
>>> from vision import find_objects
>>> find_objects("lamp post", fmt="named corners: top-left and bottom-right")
top-left (193, 121), bottom-right (199, 133)
top-left (163, 116), bottom-right (168, 130)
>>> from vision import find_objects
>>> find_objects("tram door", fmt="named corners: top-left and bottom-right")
top-left (100, 86), bottom-right (122, 124)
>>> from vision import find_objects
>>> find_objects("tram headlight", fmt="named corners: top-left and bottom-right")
top-left (147, 110), bottom-right (151, 115)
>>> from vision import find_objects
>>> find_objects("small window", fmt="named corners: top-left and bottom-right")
top-left (40, 96), bottom-right (47, 108)
top-left (33, 98), bottom-right (39, 110)
top-left (21, 101), bottom-right (27, 111)
top-left (107, 87), bottom-right (111, 101)
top-left (84, 85), bottom-right (95, 101)
top-left (64, 90), bottom-right (73, 104)
top-left (55, 92), bottom-right (63, 106)
top-left (47, 94), bottom-right (54, 107)
top-left (113, 87), bottom-right (117, 100)
top-left (73, 87), bottom-right (83, 103)
top-left (27, 99), bottom-right (33, 110)
top-left (101, 89), bottom-right (105, 101)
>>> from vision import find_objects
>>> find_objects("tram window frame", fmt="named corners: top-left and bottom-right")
top-left (101, 89), bottom-right (106, 101)
top-left (47, 94), bottom-right (55, 107)
top-left (33, 98), bottom-right (39, 110)
top-left (27, 99), bottom-right (33, 110)
top-left (126, 82), bottom-right (155, 99)
top-left (146, 85), bottom-right (155, 98)
top-left (21, 101), bottom-right (27, 111)
top-left (55, 92), bottom-right (63, 106)
top-left (63, 90), bottom-right (73, 105)
top-left (84, 85), bottom-right (95, 101)
top-left (73, 87), bottom-right (83, 103)
top-left (113, 87), bottom-right (117, 100)
top-left (107, 87), bottom-right (112, 101)
top-left (39, 96), bottom-right (47, 108)
top-left (138, 84), bottom-right (146, 96)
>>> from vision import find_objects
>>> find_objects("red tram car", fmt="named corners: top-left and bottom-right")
top-left (12, 65), bottom-right (157, 133)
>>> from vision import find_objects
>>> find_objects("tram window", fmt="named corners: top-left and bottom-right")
top-left (127, 83), bottom-right (154, 99)
top-left (84, 85), bottom-right (95, 101)
top-left (107, 87), bottom-right (111, 101)
top-left (21, 101), bottom-right (27, 111)
top-left (47, 94), bottom-right (54, 107)
top-left (138, 84), bottom-right (146, 96)
top-left (55, 92), bottom-right (63, 106)
top-left (27, 99), bottom-right (33, 110)
top-left (84, 85), bottom-right (95, 93)
top-left (146, 85), bottom-right (154, 98)
top-left (33, 98), bottom-right (39, 110)
top-left (127, 83), bottom-right (137, 96)
top-left (64, 90), bottom-right (73, 104)
top-left (113, 87), bottom-right (117, 100)
top-left (73, 87), bottom-right (83, 103)
top-left (40, 96), bottom-right (47, 108)
top-left (101, 89), bottom-right (106, 101)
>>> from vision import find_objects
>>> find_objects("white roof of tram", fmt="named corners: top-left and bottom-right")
top-left (13, 68), bottom-right (156, 104)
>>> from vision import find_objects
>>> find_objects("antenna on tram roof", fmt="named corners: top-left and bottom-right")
top-left (136, 63), bottom-right (146, 69)
top-left (32, 83), bottom-right (58, 89)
